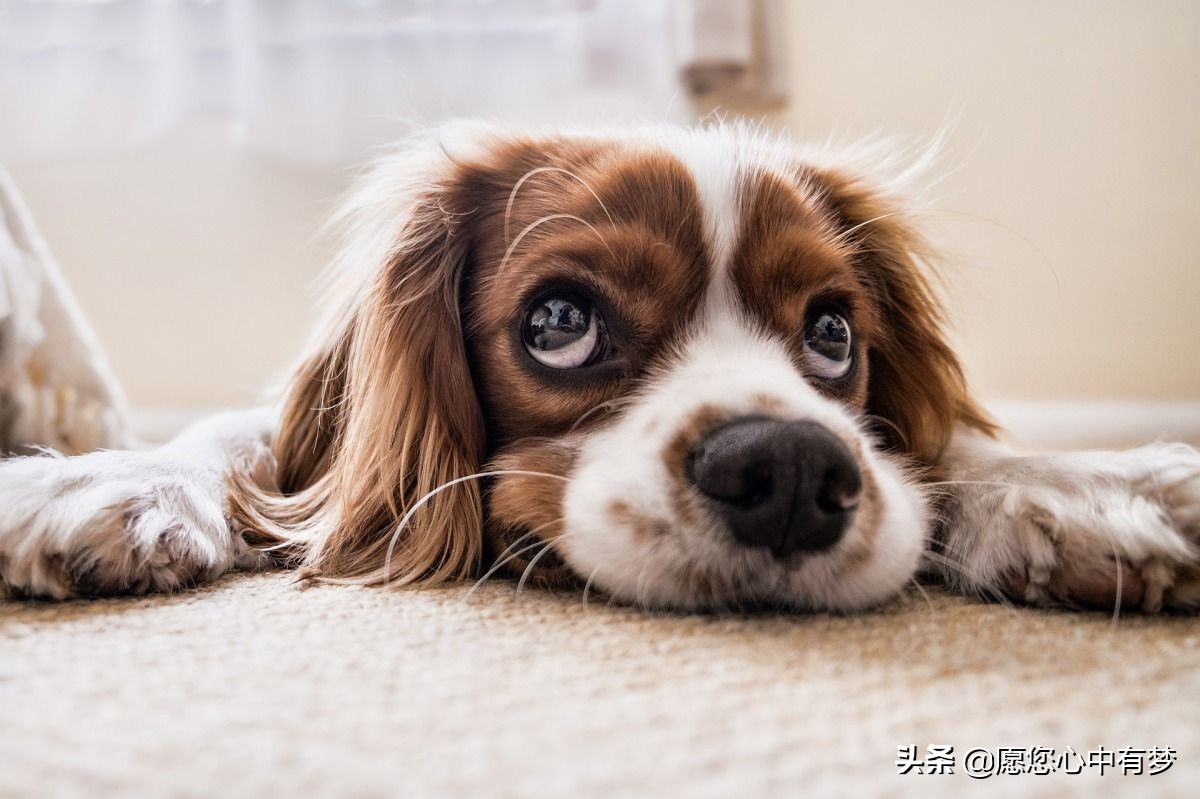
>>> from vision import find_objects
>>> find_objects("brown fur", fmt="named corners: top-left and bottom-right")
top-left (808, 168), bottom-right (996, 463)
top-left (483, 438), bottom-right (581, 590)
top-left (227, 128), bottom-right (993, 592)
top-left (229, 158), bottom-right (490, 585)
top-left (464, 148), bottom-right (709, 445)
top-left (731, 169), bottom-right (878, 408)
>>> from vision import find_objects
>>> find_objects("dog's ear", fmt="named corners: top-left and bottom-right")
top-left (813, 168), bottom-right (996, 465)
top-left (231, 140), bottom-right (487, 585)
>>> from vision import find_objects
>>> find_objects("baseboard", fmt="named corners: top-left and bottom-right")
top-left (129, 401), bottom-right (1200, 450)
top-left (989, 400), bottom-right (1200, 450)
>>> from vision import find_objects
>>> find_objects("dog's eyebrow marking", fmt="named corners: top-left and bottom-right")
top-left (497, 213), bottom-right (615, 275)
top-left (504, 166), bottom-right (617, 246)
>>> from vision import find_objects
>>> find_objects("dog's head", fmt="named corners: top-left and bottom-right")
top-left (233, 122), bottom-right (992, 611)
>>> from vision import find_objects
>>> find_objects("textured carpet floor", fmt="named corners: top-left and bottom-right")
top-left (2, 573), bottom-right (1196, 798)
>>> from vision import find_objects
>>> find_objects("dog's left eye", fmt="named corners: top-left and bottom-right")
top-left (803, 309), bottom-right (853, 379)
top-left (523, 292), bottom-right (608, 369)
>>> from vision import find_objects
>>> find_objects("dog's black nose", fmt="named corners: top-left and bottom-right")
top-left (685, 417), bottom-right (862, 557)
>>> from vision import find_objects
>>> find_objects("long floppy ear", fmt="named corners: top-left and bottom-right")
top-left (230, 138), bottom-right (487, 585)
top-left (814, 168), bottom-right (996, 465)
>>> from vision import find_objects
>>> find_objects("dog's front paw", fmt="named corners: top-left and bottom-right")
top-left (937, 442), bottom-right (1200, 613)
top-left (0, 450), bottom-right (256, 599)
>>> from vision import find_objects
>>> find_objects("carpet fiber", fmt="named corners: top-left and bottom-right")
top-left (2, 573), bottom-right (1196, 798)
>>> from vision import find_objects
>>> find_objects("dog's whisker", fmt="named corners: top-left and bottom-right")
top-left (859, 413), bottom-right (909, 450)
top-left (920, 546), bottom-right (1016, 613)
top-left (499, 213), bottom-right (615, 275)
top-left (1082, 521), bottom-right (1128, 628)
top-left (465, 531), bottom-right (538, 597)
top-left (383, 470), bottom-right (568, 587)
top-left (631, 538), bottom-right (665, 612)
top-left (516, 537), bottom-right (563, 595)
top-left (504, 166), bottom-right (616, 245)
top-left (928, 207), bottom-right (1062, 296)
top-left (581, 564), bottom-right (603, 609)
top-left (829, 210), bottom-right (906, 248)
top-left (908, 576), bottom-right (934, 611)
top-left (922, 479), bottom-right (1025, 490)
top-left (568, 399), bottom-right (625, 433)
top-left (467, 538), bottom-right (551, 600)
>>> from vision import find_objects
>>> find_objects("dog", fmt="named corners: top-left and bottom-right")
top-left (1, 121), bottom-right (1198, 613)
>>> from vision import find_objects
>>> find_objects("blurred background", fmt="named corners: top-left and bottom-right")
top-left (2, 0), bottom-right (1197, 443)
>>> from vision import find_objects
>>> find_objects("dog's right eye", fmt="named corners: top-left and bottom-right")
top-left (522, 292), bottom-right (609, 369)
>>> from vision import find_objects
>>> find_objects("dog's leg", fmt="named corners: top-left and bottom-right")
top-left (929, 428), bottom-right (1200, 612)
top-left (0, 408), bottom-right (276, 599)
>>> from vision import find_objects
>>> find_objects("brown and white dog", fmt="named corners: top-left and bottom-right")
top-left (2, 122), bottom-right (1199, 612)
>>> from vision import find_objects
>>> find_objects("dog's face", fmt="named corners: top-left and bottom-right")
top-left (237, 124), bottom-right (989, 612)
top-left (465, 135), bottom-right (932, 612)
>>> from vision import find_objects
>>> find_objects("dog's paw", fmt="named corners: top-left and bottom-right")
top-left (0, 449), bottom-right (259, 599)
top-left (936, 442), bottom-right (1200, 613)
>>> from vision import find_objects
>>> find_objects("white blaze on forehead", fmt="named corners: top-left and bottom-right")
top-left (652, 130), bottom-right (744, 312)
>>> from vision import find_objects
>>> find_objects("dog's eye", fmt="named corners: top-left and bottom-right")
top-left (523, 293), bottom-right (607, 369)
top-left (803, 309), bottom-right (852, 379)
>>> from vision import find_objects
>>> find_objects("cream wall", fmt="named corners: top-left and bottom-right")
top-left (9, 119), bottom-right (341, 408)
top-left (766, 0), bottom-right (1200, 401)
top-left (7, 0), bottom-right (1200, 408)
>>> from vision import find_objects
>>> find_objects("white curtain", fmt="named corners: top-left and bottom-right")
top-left (0, 0), bottom-right (781, 166)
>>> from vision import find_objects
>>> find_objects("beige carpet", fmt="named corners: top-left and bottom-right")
top-left (2, 574), bottom-right (1196, 798)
